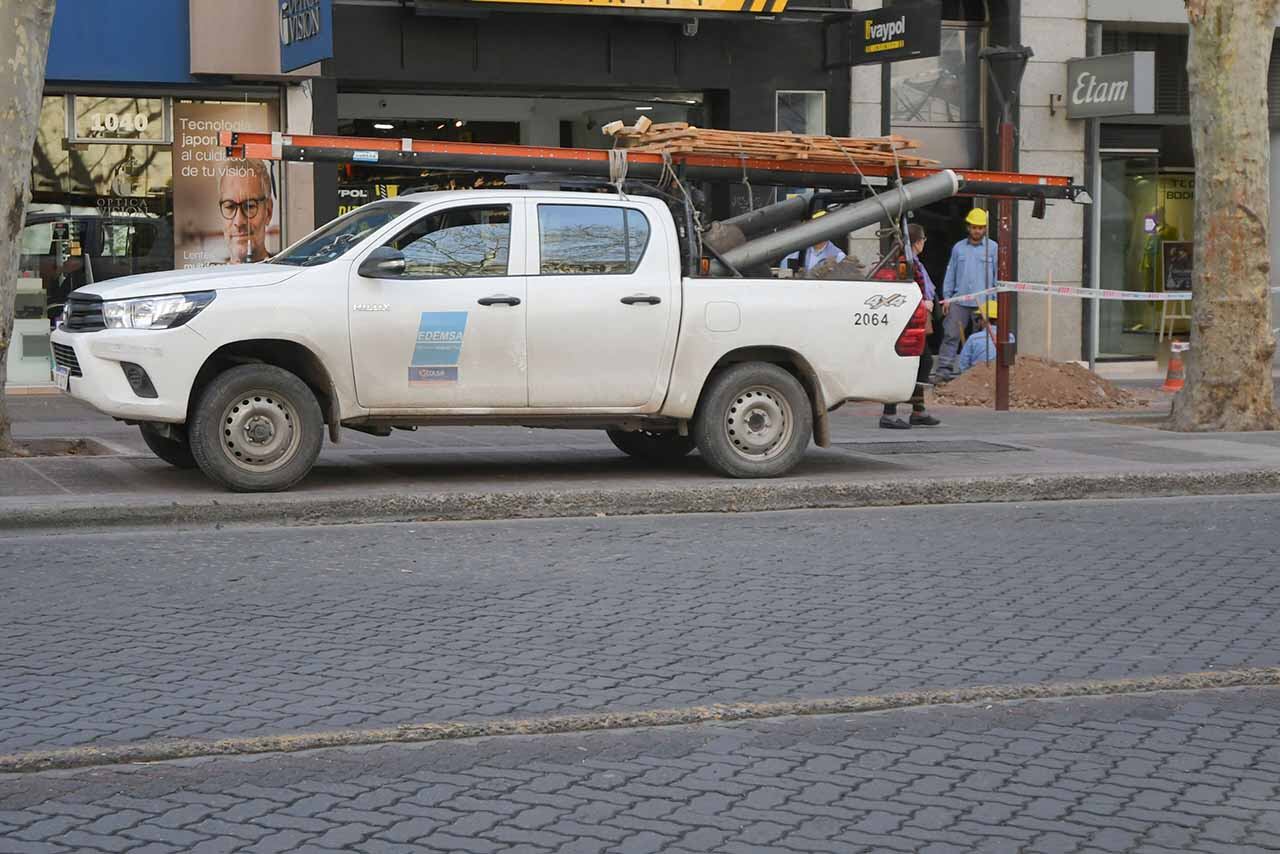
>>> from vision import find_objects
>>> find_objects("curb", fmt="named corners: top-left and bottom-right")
top-left (4, 468), bottom-right (1280, 532)
top-left (3, 667), bottom-right (1277, 774)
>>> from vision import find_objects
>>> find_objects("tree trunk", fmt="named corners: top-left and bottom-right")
top-left (1172, 1), bottom-right (1280, 431)
top-left (0, 0), bottom-right (56, 454)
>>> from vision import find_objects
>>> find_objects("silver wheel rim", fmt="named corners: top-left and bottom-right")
top-left (724, 385), bottom-right (793, 462)
top-left (219, 390), bottom-right (301, 473)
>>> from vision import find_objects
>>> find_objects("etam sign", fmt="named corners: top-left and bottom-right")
top-left (1066, 52), bottom-right (1155, 119)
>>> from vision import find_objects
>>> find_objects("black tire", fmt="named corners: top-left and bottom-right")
top-left (606, 428), bottom-right (695, 463)
top-left (139, 424), bottom-right (197, 469)
top-left (188, 364), bottom-right (324, 493)
top-left (692, 362), bottom-right (813, 478)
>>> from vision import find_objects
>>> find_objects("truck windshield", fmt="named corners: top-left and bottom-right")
top-left (272, 201), bottom-right (416, 267)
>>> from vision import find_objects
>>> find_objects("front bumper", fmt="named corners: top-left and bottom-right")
top-left (50, 325), bottom-right (209, 423)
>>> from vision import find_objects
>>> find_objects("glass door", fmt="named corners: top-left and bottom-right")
top-left (1096, 151), bottom-right (1160, 359)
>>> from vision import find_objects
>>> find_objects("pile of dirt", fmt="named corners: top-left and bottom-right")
top-left (933, 355), bottom-right (1140, 410)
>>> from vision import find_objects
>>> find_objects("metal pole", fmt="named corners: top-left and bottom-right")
top-left (715, 193), bottom-right (812, 238)
top-left (712, 170), bottom-right (962, 274)
top-left (995, 121), bottom-right (1015, 412)
top-left (980, 45), bottom-right (1032, 413)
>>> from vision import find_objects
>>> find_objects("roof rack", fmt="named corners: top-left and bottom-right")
top-left (220, 131), bottom-right (1087, 202)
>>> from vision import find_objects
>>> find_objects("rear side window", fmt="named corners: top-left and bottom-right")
top-left (538, 205), bottom-right (650, 275)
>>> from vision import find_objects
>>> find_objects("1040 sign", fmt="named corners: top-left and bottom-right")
top-left (88, 113), bottom-right (149, 135)
top-left (853, 312), bottom-right (890, 327)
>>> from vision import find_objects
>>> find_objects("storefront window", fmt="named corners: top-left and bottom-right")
top-left (11, 93), bottom-right (278, 385)
top-left (776, 91), bottom-right (826, 136)
top-left (69, 96), bottom-right (167, 144)
top-left (1097, 153), bottom-right (1195, 359)
top-left (890, 27), bottom-right (982, 126)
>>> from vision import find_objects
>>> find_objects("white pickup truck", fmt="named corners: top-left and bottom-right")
top-left (51, 190), bottom-right (926, 492)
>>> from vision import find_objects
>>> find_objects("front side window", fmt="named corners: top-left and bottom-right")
top-left (387, 205), bottom-right (511, 278)
top-left (538, 205), bottom-right (650, 275)
top-left (273, 201), bottom-right (416, 267)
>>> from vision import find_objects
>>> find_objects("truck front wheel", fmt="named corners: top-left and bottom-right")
top-left (606, 429), bottom-right (695, 463)
top-left (693, 362), bottom-right (813, 478)
top-left (188, 364), bottom-right (324, 493)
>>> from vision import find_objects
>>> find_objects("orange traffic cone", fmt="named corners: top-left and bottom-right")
top-left (1162, 341), bottom-right (1188, 392)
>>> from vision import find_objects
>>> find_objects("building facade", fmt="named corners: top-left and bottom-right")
top-left (852, 0), bottom-right (1280, 365)
top-left (310, 0), bottom-right (851, 226)
top-left (10, 0), bottom-right (324, 387)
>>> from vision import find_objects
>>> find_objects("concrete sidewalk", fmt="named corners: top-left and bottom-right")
top-left (6, 390), bottom-right (1280, 530)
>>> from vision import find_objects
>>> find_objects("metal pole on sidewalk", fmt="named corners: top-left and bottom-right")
top-left (996, 121), bottom-right (1015, 412)
top-left (981, 45), bottom-right (1033, 413)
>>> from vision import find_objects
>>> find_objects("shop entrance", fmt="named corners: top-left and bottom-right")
top-left (905, 197), bottom-right (975, 352)
top-left (1095, 150), bottom-right (1195, 360)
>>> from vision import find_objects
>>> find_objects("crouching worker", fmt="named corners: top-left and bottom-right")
top-left (880, 224), bottom-right (941, 430)
top-left (782, 209), bottom-right (847, 273)
top-left (955, 300), bottom-right (1014, 375)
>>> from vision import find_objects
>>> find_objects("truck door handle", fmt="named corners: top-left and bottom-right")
top-left (478, 295), bottom-right (521, 306)
top-left (621, 294), bottom-right (661, 305)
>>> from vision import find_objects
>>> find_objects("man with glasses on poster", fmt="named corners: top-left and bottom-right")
top-left (219, 159), bottom-right (274, 264)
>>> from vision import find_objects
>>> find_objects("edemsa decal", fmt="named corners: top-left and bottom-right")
top-left (409, 311), bottom-right (469, 385)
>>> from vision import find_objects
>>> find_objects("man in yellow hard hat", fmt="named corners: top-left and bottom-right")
top-left (782, 208), bottom-right (847, 273)
top-left (937, 207), bottom-right (997, 380)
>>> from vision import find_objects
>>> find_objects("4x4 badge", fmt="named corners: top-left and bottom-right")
top-left (864, 294), bottom-right (907, 310)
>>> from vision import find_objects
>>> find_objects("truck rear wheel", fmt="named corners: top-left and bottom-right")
top-left (139, 424), bottom-right (197, 469)
top-left (693, 362), bottom-right (813, 478)
top-left (188, 364), bottom-right (324, 493)
top-left (606, 429), bottom-right (695, 463)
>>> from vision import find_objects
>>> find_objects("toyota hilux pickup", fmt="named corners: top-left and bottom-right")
top-left (50, 189), bottom-right (926, 492)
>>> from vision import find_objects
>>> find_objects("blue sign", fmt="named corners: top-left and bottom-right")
top-left (409, 312), bottom-right (468, 384)
top-left (280, 0), bottom-right (334, 73)
top-left (47, 0), bottom-right (195, 84)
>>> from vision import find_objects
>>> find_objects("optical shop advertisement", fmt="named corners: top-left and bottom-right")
top-left (173, 101), bottom-right (281, 268)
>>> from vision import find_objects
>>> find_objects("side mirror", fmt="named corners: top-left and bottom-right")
top-left (358, 246), bottom-right (406, 278)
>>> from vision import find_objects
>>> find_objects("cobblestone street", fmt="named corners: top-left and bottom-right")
top-left (3, 688), bottom-right (1278, 853)
top-left (4, 495), bottom-right (1280, 851)
top-left (3, 497), bottom-right (1280, 754)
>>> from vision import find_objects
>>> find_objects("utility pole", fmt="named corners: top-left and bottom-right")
top-left (980, 45), bottom-right (1032, 412)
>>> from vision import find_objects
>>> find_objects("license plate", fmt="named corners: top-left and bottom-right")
top-left (54, 365), bottom-right (70, 392)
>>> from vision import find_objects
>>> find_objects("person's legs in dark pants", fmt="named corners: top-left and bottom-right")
top-left (881, 353), bottom-right (940, 429)
top-left (880, 401), bottom-right (909, 429)
top-left (910, 352), bottom-right (940, 426)
top-left (937, 305), bottom-right (972, 378)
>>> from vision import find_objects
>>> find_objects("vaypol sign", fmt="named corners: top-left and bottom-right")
top-left (279, 0), bottom-right (333, 73)
top-left (1066, 52), bottom-right (1155, 119)
top-left (847, 1), bottom-right (941, 66)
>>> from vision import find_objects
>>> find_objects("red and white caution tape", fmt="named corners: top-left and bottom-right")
top-left (941, 282), bottom-right (1192, 307)
top-left (942, 282), bottom-right (1280, 306)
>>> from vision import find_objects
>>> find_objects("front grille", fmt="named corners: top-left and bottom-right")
top-left (64, 297), bottom-right (105, 332)
top-left (51, 342), bottom-right (82, 377)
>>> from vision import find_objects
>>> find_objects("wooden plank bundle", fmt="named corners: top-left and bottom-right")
top-left (603, 120), bottom-right (939, 168)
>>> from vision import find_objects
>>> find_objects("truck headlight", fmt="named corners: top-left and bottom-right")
top-left (102, 292), bottom-right (216, 330)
